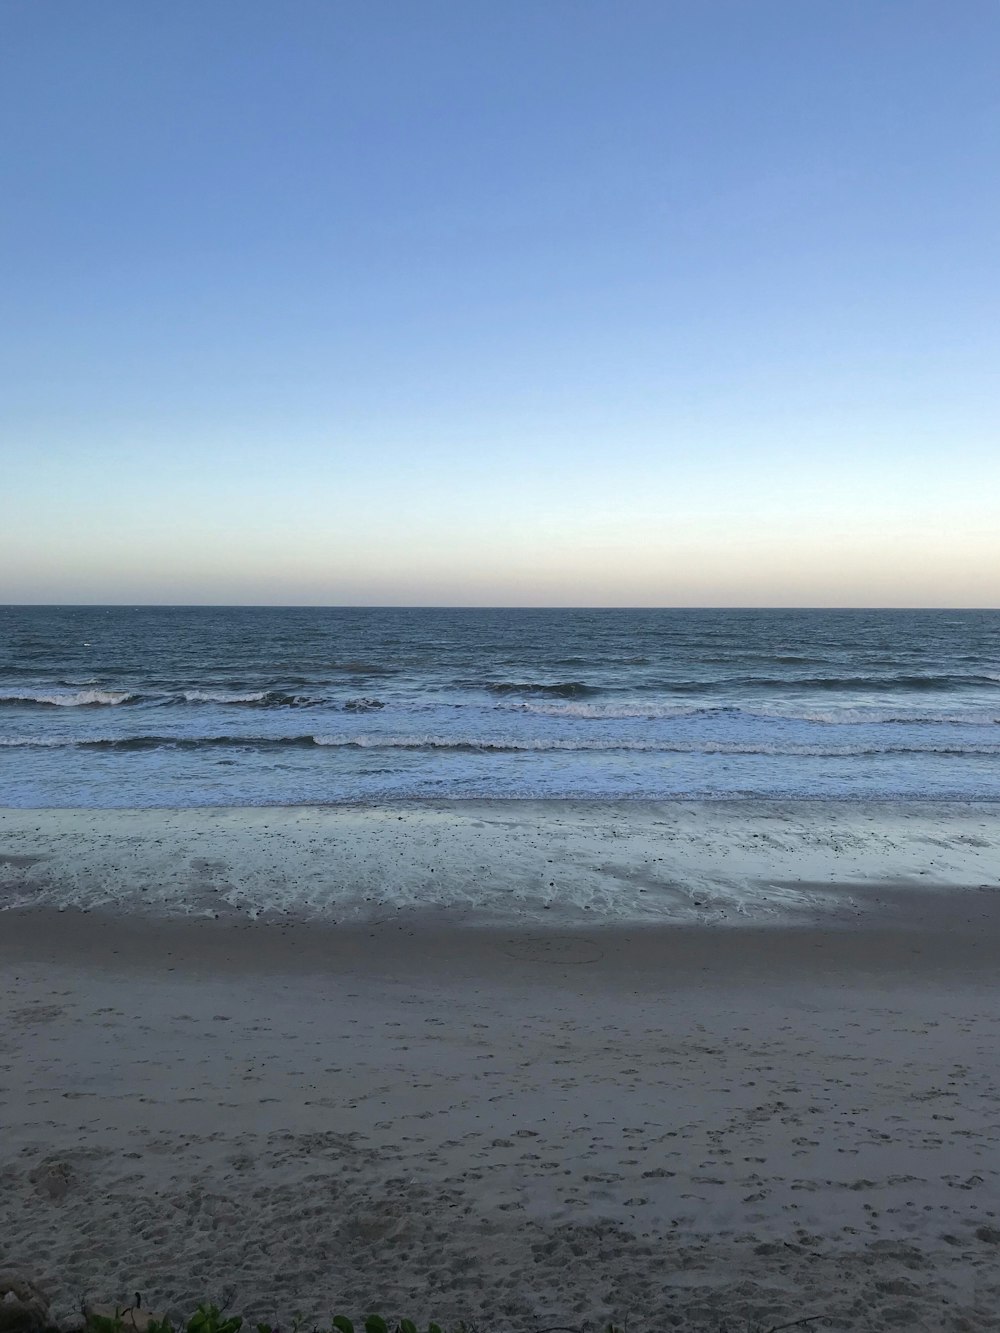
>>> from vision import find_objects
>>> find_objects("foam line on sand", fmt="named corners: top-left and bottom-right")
top-left (1, 799), bottom-right (998, 925)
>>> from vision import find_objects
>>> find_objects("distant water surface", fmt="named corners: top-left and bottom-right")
top-left (1, 606), bottom-right (998, 807)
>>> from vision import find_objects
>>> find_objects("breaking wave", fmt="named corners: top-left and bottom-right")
top-left (1, 687), bottom-right (327, 709)
top-left (179, 689), bottom-right (311, 707)
top-left (474, 681), bottom-right (602, 698)
top-left (465, 673), bottom-right (1000, 700)
top-left (748, 673), bottom-right (1000, 692)
top-left (0, 688), bottom-right (139, 707)
top-left (499, 700), bottom-right (1000, 725)
top-left (3, 733), bottom-right (999, 758)
top-left (646, 673), bottom-right (1000, 694)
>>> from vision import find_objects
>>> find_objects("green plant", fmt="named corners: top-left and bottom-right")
top-left (85, 1319), bottom-right (126, 1333)
top-left (187, 1306), bottom-right (243, 1333)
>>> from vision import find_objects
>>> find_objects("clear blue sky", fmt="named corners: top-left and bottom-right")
top-left (2, 0), bottom-right (998, 605)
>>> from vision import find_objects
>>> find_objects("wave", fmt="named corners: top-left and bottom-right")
top-left (1, 686), bottom-right (334, 709)
top-left (308, 736), bottom-right (1000, 757)
top-left (181, 690), bottom-right (268, 704)
top-left (756, 673), bottom-right (1000, 693)
top-left (0, 734), bottom-right (322, 752)
top-left (639, 673), bottom-right (1000, 694)
top-left (4, 733), bottom-right (1000, 758)
top-left (464, 672), bottom-right (1000, 700)
top-left (0, 688), bottom-right (139, 707)
top-left (179, 689), bottom-right (311, 707)
top-left (770, 708), bottom-right (1000, 726)
top-left (473, 681), bottom-right (602, 698)
top-left (497, 701), bottom-right (736, 720)
top-left (498, 700), bottom-right (1000, 725)
top-left (5, 669), bottom-right (995, 712)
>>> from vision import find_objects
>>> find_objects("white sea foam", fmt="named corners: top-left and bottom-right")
top-left (500, 700), bottom-right (1000, 726)
top-left (0, 737), bottom-right (68, 747)
top-left (3, 804), bottom-right (1000, 923)
top-left (182, 690), bottom-right (269, 704)
top-left (6, 734), bottom-right (998, 757)
top-left (748, 706), bottom-right (1000, 726)
top-left (309, 733), bottom-right (1000, 757)
top-left (495, 701), bottom-right (724, 720)
top-left (0, 687), bottom-right (135, 707)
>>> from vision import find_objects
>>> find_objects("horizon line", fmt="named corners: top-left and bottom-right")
top-left (3, 603), bottom-right (998, 613)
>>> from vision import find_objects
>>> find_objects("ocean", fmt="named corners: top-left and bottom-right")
top-left (1, 606), bottom-right (998, 808)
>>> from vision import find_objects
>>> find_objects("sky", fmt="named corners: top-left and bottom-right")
top-left (1, 1), bottom-right (998, 607)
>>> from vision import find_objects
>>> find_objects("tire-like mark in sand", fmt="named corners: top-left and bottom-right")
top-left (500, 935), bottom-right (603, 964)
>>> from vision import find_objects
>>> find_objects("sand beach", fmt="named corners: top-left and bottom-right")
top-left (2, 802), bottom-right (1000, 1331)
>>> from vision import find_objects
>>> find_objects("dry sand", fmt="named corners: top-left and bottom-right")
top-left (2, 803), bottom-right (1000, 1331)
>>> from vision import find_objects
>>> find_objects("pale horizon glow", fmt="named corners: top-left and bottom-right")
top-left (2, 1), bottom-right (998, 608)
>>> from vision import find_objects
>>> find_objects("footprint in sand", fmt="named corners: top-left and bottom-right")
top-left (10, 1004), bottom-right (66, 1025)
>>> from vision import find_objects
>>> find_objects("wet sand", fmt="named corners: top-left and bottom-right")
top-left (1, 799), bottom-right (998, 926)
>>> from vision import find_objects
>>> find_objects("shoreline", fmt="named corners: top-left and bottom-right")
top-left (4, 879), bottom-right (1000, 985)
top-left (2, 798), bottom-right (998, 926)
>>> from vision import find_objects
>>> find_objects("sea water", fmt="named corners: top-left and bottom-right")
top-left (1, 606), bottom-right (998, 807)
